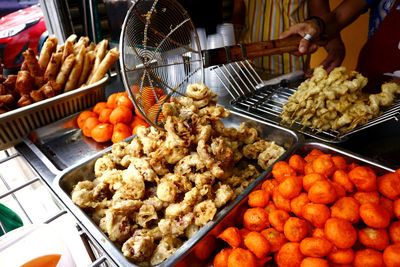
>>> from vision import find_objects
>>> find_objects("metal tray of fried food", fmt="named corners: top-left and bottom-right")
top-left (228, 77), bottom-right (400, 144)
top-left (179, 140), bottom-right (396, 266)
top-left (52, 111), bottom-right (301, 267)
top-left (0, 75), bottom-right (108, 150)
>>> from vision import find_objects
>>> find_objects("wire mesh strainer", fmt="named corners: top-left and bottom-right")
top-left (119, 0), bottom-right (203, 129)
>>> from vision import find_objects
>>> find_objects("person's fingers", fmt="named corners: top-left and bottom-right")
top-left (299, 38), bottom-right (311, 54)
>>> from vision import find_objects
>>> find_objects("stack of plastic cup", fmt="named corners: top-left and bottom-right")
top-left (207, 33), bottom-right (224, 49)
top-left (217, 23), bottom-right (236, 46)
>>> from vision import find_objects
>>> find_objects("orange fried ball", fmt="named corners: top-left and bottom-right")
top-left (115, 92), bottom-right (134, 109)
top-left (353, 249), bottom-right (384, 267)
top-left (272, 161), bottom-right (296, 183)
top-left (377, 172), bottom-right (400, 200)
top-left (227, 248), bottom-right (256, 267)
top-left (308, 180), bottom-right (337, 204)
top-left (327, 247), bottom-right (355, 265)
top-left (272, 191), bottom-right (291, 212)
top-left (275, 242), bottom-right (304, 267)
top-left (194, 235), bottom-right (215, 260)
top-left (248, 190), bottom-right (270, 208)
top-left (106, 92), bottom-right (119, 109)
top-left (268, 209), bottom-right (290, 232)
top-left (332, 169), bottom-right (354, 193)
top-left (383, 243), bottom-right (400, 267)
top-left (304, 163), bottom-right (314, 175)
top-left (111, 123), bottom-right (131, 143)
top-left (218, 227), bottom-right (241, 248)
top-left (348, 166), bottom-right (377, 192)
top-left (243, 208), bottom-right (269, 232)
top-left (278, 176), bottom-right (302, 199)
top-left (312, 154), bottom-right (336, 177)
top-left (82, 116), bottom-right (99, 137)
top-left (213, 248), bottom-right (232, 267)
top-left (330, 197), bottom-right (360, 224)
top-left (109, 106), bottom-right (132, 125)
top-left (77, 110), bottom-right (97, 129)
top-left (332, 156), bottom-right (347, 170)
top-left (261, 179), bottom-right (278, 196)
top-left (389, 221), bottom-right (400, 243)
top-left (358, 227), bottom-right (389, 251)
top-left (288, 154), bottom-right (306, 174)
top-left (359, 203), bottom-right (391, 229)
top-left (91, 123), bottom-right (113, 143)
top-left (302, 203), bottom-right (330, 228)
top-left (302, 173), bottom-right (326, 192)
top-left (300, 257), bottom-right (329, 267)
top-left (304, 149), bottom-right (325, 163)
top-left (353, 191), bottom-right (380, 205)
top-left (290, 192), bottom-right (309, 218)
top-left (264, 201), bottom-right (277, 214)
top-left (324, 218), bottom-right (357, 249)
top-left (261, 228), bottom-right (287, 252)
top-left (380, 196), bottom-right (395, 219)
top-left (244, 231), bottom-right (271, 259)
top-left (299, 237), bottom-right (333, 257)
top-left (93, 101), bottom-right (108, 114)
top-left (283, 217), bottom-right (308, 242)
top-left (98, 107), bottom-right (113, 123)
top-left (312, 228), bottom-right (325, 238)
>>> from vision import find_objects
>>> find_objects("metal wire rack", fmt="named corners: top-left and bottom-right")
top-left (211, 61), bottom-right (400, 143)
top-left (0, 148), bottom-right (115, 267)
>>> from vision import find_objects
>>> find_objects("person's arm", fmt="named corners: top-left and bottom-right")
top-left (308, 0), bottom-right (346, 72)
top-left (280, 0), bottom-right (367, 54)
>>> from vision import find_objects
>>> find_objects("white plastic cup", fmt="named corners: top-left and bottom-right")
top-left (207, 33), bottom-right (224, 49)
top-left (0, 224), bottom-right (76, 267)
top-left (217, 23), bottom-right (236, 46)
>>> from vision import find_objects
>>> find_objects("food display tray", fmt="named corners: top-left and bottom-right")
top-left (52, 110), bottom-right (301, 267)
top-left (180, 141), bottom-right (396, 265)
top-left (0, 75), bottom-right (108, 150)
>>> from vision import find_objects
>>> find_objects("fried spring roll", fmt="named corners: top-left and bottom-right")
top-left (56, 54), bottom-right (75, 90)
top-left (56, 44), bottom-right (65, 53)
top-left (87, 39), bottom-right (108, 82)
top-left (74, 36), bottom-right (89, 54)
top-left (15, 70), bottom-right (34, 95)
top-left (62, 39), bottom-right (74, 63)
top-left (34, 76), bottom-right (45, 89)
top-left (88, 48), bottom-right (118, 84)
top-left (65, 45), bottom-right (85, 92)
top-left (22, 49), bottom-right (42, 76)
top-left (86, 42), bottom-right (95, 52)
top-left (38, 35), bottom-right (58, 71)
top-left (44, 52), bottom-right (62, 82)
top-left (78, 50), bottom-right (95, 87)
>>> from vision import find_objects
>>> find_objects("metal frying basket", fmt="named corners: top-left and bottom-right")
top-left (119, 0), bottom-right (203, 129)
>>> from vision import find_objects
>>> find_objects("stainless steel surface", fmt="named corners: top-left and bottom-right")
top-left (187, 140), bottom-right (396, 265)
top-left (0, 75), bottom-right (108, 150)
top-left (23, 113), bottom-right (110, 175)
top-left (214, 63), bottom-right (400, 143)
top-left (53, 111), bottom-right (301, 267)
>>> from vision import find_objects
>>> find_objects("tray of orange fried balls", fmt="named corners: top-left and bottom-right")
top-left (76, 91), bottom-right (149, 144)
top-left (175, 141), bottom-right (400, 267)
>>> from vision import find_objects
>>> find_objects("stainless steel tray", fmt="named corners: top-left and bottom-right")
top-left (52, 111), bottom-right (301, 267)
top-left (181, 140), bottom-right (396, 265)
top-left (0, 75), bottom-right (108, 150)
top-left (23, 113), bottom-right (111, 175)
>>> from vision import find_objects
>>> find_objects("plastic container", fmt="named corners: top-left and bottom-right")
top-left (0, 224), bottom-right (76, 267)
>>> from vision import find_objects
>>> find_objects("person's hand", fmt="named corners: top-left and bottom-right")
top-left (279, 20), bottom-right (322, 54)
top-left (320, 37), bottom-right (345, 72)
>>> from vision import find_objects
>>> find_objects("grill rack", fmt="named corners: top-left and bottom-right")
top-left (211, 61), bottom-right (400, 143)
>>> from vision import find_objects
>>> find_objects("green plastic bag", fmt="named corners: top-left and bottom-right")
top-left (0, 203), bottom-right (23, 236)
